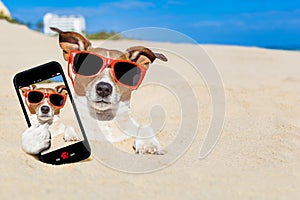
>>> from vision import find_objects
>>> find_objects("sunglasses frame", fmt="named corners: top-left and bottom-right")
top-left (25, 90), bottom-right (67, 108)
top-left (68, 50), bottom-right (147, 90)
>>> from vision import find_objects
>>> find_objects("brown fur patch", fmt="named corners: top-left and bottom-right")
top-left (51, 28), bottom-right (168, 104)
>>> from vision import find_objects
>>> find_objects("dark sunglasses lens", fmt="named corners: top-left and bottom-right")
top-left (50, 94), bottom-right (65, 107)
top-left (27, 91), bottom-right (44, 103)
top-left (114, 62), bottom-right (141, 86)
top-left (73, 53), bottom-right (103, 76)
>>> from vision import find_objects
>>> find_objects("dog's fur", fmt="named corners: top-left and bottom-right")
top-left (21, 84), bottom-right (67, 124)
top-left (22, 27), bottom-right (167, 154)
top-left (51, 27), bottom-right (168, 154)
top-left (21, 84), bottom-right (79, 154)
top-left (21, 27), bottom-right (168, 155)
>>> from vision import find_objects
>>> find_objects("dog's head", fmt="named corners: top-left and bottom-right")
top-left (21, 84), bottom-right (68, 124)
top-left (51, 27), bottom-right (167, 121)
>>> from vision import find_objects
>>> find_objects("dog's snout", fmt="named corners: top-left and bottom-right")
top-left (41, 106), bottom-right (50, 114)
top-left (96, 82), bottom-right (113, 98)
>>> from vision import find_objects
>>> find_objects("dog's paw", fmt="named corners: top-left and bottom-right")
top-left (22, 124), bottom-right (51, 155)
top-left (63, 126), bottom-right (80, 142)
top-left (133, 138), bottom-right (166, 155)
top-left (133, 125), bottom-right (166, 155)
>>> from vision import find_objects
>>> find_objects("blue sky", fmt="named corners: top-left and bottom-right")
top-left (3, 0), bottom-right (300, 47)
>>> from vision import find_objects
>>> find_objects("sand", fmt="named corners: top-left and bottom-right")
top-left (1, 19), bottom-right (300, 199)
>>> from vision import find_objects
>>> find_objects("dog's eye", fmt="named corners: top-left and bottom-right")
top-left (63, 50), bottom-right (68, 54)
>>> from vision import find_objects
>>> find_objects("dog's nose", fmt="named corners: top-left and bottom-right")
top-left (96, 82), bottom-right (113, 98)
top-left (41, 106), bottom-right (50, 114)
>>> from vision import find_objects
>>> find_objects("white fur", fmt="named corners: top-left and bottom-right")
top-left (73, 55), bottom-right (164, 154)
top-left (86, 68), bottom-right (120, 113)
top-left (76, 68), bottom-right (164, 154)
top-left (36, 99), bottom-right (54, 124)
top-left (22, 96), bottom-right (80, 155)
top-left (22, 115), bottom-right (80, 155)
top-left (22, 123), bottom-right (50, 155)
top-left (63, 126), bottom-right (79, 142)
top-left (115, 104), bottom-right (164, 154)
top-left (78, 41), bottom-right (85, 51)
top-left (130, 51), bottom-right (140, 61)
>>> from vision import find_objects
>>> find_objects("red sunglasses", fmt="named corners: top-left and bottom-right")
top-left (68, 50), bottom-right (147, 90)
top-left (25, 90), bottom-right (66, 108)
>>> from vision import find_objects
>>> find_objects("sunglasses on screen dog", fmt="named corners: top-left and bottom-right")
top-left (25, 90), bottom-right (66, 108)
top-left (68, 50), bottom-right (147, 90)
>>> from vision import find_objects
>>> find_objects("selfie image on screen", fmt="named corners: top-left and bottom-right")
top-left (19, 75), bottom-right (83, 155)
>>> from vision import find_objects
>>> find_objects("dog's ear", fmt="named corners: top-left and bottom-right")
top-left (55, 85), bottom-right (68, 96)
top-left (126, 46), bottom-right (167, 68)
top-left (50, 27), bottom-right (91, 61)
top-left (20, 87), bottom-right (29, 96)
top-left (20, 84), bottom-right (36, 96)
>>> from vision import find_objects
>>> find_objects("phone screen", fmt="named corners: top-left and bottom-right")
top-left (19, 73), bottom-right (84, 155)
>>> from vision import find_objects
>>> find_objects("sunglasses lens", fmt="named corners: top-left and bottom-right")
top-left (114, 62), bottom-right (141, 86)
top-left (73, 53), bottom-right (103, 76)
top-left (49, 94), bottom-right (65, 107)
top-left (27, 91), bottom-right (44, 103)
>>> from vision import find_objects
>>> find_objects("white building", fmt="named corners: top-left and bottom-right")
top-left (43, 13), bottom-right (85, 35)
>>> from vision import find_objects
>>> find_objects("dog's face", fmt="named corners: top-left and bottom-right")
top-left (72, 48), bottom-right (132, 120)
top-left (51, 27), bottom-right (167, 121)
top-left (21, 84), bottom-right (68, 124)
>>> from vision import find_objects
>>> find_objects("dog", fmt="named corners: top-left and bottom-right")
top-left (21, 84), bottom-right (79, 154)
top-left (50, 27), bottom-right (168, 154)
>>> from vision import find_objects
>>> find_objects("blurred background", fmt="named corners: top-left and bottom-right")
top-left (1, 0), bottom-right (300, 49)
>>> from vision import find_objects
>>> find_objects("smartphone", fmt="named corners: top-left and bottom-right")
top-left (13, 61), bottom-right (91, 165)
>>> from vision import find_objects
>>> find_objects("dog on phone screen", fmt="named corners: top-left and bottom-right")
top-left (21, 84), bottom-right (79, 154)
top-left (50, 27), bottom-right (168, 154)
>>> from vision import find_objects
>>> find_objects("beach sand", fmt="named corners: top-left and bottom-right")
top-left (1, 19), bottom-right (300, 199)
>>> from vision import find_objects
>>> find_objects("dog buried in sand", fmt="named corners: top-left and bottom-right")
top-left (21, 27), bottom-right (168, 155)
